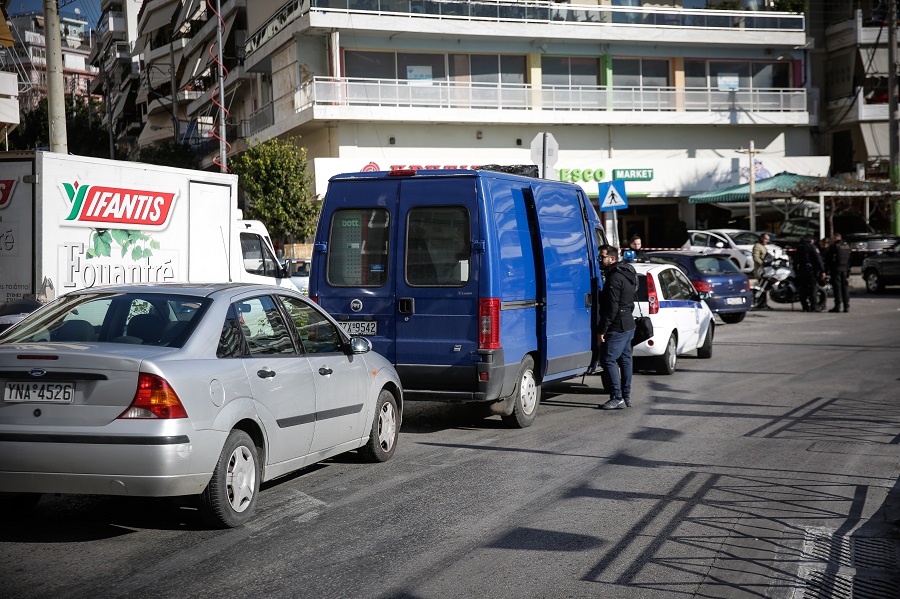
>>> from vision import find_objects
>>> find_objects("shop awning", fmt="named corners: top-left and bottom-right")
top-left (689, 172), bottom-right (825, 204)
top-left (860, 122), bottom-right (889, 160)
top-left (139, 1), bottom-right (180, 36)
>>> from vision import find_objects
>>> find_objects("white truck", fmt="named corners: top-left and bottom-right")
top-left (0, 151), bottom-right (295, 305)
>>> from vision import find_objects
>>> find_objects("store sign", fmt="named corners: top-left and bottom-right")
top-left (613, 168), bottom-right (653, 181)
top-left (557, 168), bottom-right (606, 183)
top-left (717, 73), bottom-right (740, 91)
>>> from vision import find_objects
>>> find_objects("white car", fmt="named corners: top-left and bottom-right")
top-left (630, 262), bottom-right (714, 374)
top-left (683, 229), bottom-right (784, 273)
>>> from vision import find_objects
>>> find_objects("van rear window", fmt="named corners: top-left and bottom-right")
top-left (406, 207), bottom-right (470, 287)
top-left (326, 209), bottom-right (390, 287)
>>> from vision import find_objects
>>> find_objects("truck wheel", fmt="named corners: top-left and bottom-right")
top-left (864, 270), bottom-right (883, 293)
top-left (697, 323), bottom-right (713, 359)
top-left (654, 333), bottom-right (677, 375)
top-left (200, 429), bottom-right (260, 528)
top-left (360, 389), bottom-right (399, 463)
top-left (502, 356), bottom-right (540, 428)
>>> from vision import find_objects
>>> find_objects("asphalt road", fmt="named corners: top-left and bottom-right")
top-left (3, 289), bottom-right (900, 599)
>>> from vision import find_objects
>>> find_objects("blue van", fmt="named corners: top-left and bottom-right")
top-left (310, 169), bottom-right (607, 427)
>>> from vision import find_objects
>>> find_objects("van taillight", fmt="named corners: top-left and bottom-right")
top-left (646, 274), bottom-right (659, 315)
top-left (119, 373), bottom-right (187, 419)
top-left (479, 298), bottom-right (500, 350)
top-left (309, 294), bottom-right (319, 304)
top-left (388, 169), bottom-right (417, 176)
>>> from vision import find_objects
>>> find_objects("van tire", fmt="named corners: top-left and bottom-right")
top-left (502, 356), bottom-right (540, 428)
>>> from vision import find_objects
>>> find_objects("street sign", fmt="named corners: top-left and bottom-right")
top-left (598, 180), bottom-right (628, 212)
top-left (530, 132), bottom-right (559, 178)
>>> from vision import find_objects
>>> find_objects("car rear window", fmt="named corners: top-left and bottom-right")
top-left (692, 256), bottom-right (740, 274)
top-left (0, 292), bottom-right (210, 347)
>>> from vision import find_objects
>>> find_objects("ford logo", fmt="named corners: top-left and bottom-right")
top-left (29, 369), bottom-right (47, 377)
top-left (350, 299), bottom-right (363, 313)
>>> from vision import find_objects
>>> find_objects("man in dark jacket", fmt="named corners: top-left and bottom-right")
top-left (597, 245), bottom-right (637, 410)
top-left (825, 233), bottom-right (851, 312)
top-left (795, 235), bottom-right (825, 312)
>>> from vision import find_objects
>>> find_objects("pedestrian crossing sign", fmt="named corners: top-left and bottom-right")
top-left (598, 181), bottom-right (628, 212)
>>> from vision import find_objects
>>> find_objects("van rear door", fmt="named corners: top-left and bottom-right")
top-left (393, 176), bottom-right (480, 392)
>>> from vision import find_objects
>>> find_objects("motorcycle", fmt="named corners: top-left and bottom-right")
top-left (751, 254), bottom-right (826, 311)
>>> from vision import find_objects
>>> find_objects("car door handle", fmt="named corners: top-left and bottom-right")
top-left (257, 367), bottom-right (276, 379)
top-left (318, 367), bottom-right (333, 376)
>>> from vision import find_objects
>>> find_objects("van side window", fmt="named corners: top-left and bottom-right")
top-left (327, 209), bottom-right (390, 287)
top-left (241, 233), bottom-right (280, 277)
top-left (406, 207), bottom-right (470, 287)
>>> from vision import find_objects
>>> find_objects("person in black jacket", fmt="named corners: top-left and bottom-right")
top-left (597, 245), bottom-right (637, 410)
top-left (795, 235), bottom-right (825, 312)
top-left (628, 235), bottom-right (649, 262)
top-left (825, 233), bottom-right (852, 312)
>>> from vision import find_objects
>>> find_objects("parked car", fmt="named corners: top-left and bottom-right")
top-left (775, 214), bottom-right (900, 266)
top-left (683, 229), bottom-right (786, 273)
top-left (0, 283), bottom-right (402, 527)
top-left (630, 262), bottom-right (715, 374)
top-left (861, 241), bottom-right (900, 292)
top-left (645, 251), bottom-right (751, 323)
top-left (285, 257), bottom-right (312, 293)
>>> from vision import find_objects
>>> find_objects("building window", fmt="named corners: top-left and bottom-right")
top-left (685, 59), bottom-right (791, 90)
top-left (612, 58), bottom-right (670, 87)
top-left (543, 56), bottom-right (600, 87)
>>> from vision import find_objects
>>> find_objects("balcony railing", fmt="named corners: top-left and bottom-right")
top-left (249, 102), bottom-right (275, 135)
top-left (246, 0), bottom-right (805, 57)
top-left (296, 77), bottom-right (808, 114)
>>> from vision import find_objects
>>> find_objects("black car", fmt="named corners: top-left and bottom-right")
top-left (861, 241), bottom-right (900, 292)
top-left (775, 214), bottom-right (900, 267)
top-left (645, 251), bottom-right (751, 323)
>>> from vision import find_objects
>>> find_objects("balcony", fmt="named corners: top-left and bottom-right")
top-left (97, 11), bottom-right (126, 39)
top-left (827, 89), bottom-right (890, 125)
top-left (246, 0), bottom-right (805, 57)
top-left (293, 77), bottom-right (810, 126)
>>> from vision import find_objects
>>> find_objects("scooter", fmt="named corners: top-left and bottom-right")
top-left (752, 254), bottom-right (826, 311)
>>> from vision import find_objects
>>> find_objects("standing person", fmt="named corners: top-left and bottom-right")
top-left (597, 245), bottom-right (637, 410)
top-left (752, 232), bottom-right (771, 279)
top-left (794, 235), bottom-right (825, 312)
top-left (826, 233), bottom-right (851, 312)
top-left (628, 235), bottom-right (648, 261)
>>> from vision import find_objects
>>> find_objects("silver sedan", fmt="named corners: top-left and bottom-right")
top-left (0, 283), bottom-right (402, 528)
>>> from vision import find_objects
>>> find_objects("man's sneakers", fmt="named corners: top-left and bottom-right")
top-left (600, 397), bottom-right (626, 410)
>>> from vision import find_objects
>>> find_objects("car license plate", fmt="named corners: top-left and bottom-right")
top-left (726, 297), bottom-right (745, 305)
top-left (4, 381), bottom-right (75, 403)
top-left (339, 321), bottom-right (377, 336)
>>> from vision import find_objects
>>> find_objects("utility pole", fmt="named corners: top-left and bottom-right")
top-left (216, 0), bottom-right (227, 172)
top-left (737, 140), bottom-right (758, 232)
top-left (169, 37), bottom-right (179, 143)
top-left (43, 0), bottom-right (67, 153)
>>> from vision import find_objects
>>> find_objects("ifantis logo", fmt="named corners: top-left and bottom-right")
top-left (0, 179), bottom-right (16, 209)
top-left (59, 181), bottom-right (178, 231)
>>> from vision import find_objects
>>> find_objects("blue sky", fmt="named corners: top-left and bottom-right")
top-left (9, 1), bottom-right (103, 25)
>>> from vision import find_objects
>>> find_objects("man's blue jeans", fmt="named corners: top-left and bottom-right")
top-left (600, 329), bottom-right (635, 400)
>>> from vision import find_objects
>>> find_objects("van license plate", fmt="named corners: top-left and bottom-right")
top-left (339, 321), bottom-right (377, 336)
top-left (4, 382), bottom-right (75, 403)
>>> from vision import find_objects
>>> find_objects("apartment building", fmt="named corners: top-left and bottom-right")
top-left (136, 1), bottom-right (829, 245)
top-left (2, 10), bottom-right (97, 112)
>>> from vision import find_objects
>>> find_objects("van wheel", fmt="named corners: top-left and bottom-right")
top-left (200, 430), bottom-right (260, 528)
top-left (654, 333), bottom-right (677, 375)
top-left (697, 323), bottom-right (713, 359)
top-left (503, 356), bottom-right (540, 428)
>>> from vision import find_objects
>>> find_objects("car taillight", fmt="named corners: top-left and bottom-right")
top-left (119, 373), bottom-right (187, 419)
top-left (478, 298), bottom-right (500, 350)
top-left (646, 273), bottom-right (659, 314)
top-left (744, 279), bottom-right (751, 291)
top-left (692, 280), bottom-right (712, 293)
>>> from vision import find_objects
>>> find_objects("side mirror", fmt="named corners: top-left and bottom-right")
top-left (350, 336), bottom-right (372, 354)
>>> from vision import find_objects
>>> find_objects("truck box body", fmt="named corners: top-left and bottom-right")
top-left (310, 169), bottom-right (607, 421)
top-left (0, 151), bottom-right (293, 304)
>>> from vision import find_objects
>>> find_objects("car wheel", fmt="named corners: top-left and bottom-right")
top-left (720, 312), bottom-right (746, 324)
top-left (200, 429), bottom-right (260, 528)
top-left (864, 270), bottom-right (883, 293)
top-left (654, 333), bottom-right (677, 375)
top-left (502, 355), bottom-right (540, 428)
top-left (697, 323), bottom-right (713, 359)
top-left (360, 389), bottom-right (399, 463)
top-left (0, 492), bottom-right (42, 512)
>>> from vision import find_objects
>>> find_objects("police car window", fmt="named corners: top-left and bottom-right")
top-left (672, 269), bottom-right (697, 298)
top-left (406, 207), bottom-right (470, 287)
top-left (327, 209), bottom-right (390, 287)
top-left (658, 269), bottom-right (686, 300)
